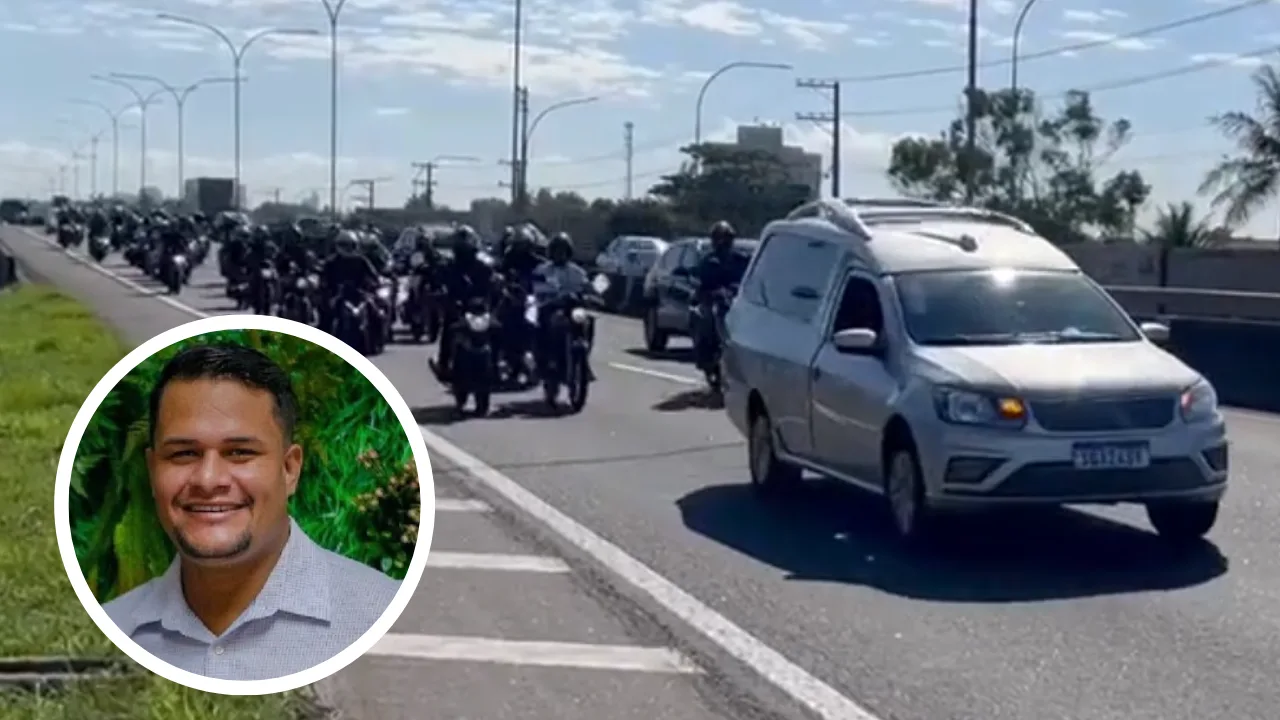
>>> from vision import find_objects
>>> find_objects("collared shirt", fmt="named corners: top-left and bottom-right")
top-left (103, 517), bottom-right (401, 681)
top-left (532, 260), bottom-right (589, 302)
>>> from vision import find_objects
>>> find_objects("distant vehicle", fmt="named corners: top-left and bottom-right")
top-left (722, 197), bottom-right (1227, 547)
top-left (640, 237), bottom-right (757, 352)
top-left (595, 235), bottom-right (666, 311)
top-left (0, 199), bottom-right (29, 224)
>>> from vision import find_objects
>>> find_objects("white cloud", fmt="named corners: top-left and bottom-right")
top-left (1057, 29), bottom-right (1161, 51)
top-left (640, 0), bottom-right (763, 36)
top-left (1189, 52), bottom-right (1267, 68)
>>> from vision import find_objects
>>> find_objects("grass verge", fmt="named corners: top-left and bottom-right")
top-left (0, 284), bottom-right (313, 719)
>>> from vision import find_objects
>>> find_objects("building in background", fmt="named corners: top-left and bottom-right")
top-left (706, 124), bottom-right (824, 200)
top-left (183, 177), bottom-right (237, 215)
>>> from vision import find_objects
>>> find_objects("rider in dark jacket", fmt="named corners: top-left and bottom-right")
top-left (319, 230), bottom-right (380, 333)
top-left (499, 227), bottom-right (544, 290)
top-left (433, 225), bottom-right (496, 381)
top-left (692, 220), bottom-right (747, 368)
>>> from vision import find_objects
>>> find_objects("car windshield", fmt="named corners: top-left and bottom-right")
top-left (895, 268), bottom-right (1140, 346)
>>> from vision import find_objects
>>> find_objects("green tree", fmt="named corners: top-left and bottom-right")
top-left (648, 143), bottom-right (813, 236)
top-left (1141, 201), bottom-right (1221, 287)
top-left (887, 88), bottom-right (1150, 243)
top-left (1199, 64), bottom-right (1280, 228)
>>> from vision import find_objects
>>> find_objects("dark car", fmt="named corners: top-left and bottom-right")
top-left (0, 199), bottom-right (29, 224)
top-left (640, 237), bottom-right (758, 352)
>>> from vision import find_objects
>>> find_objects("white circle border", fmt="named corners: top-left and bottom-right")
top-left (52, 313), bottom-right (436, 696)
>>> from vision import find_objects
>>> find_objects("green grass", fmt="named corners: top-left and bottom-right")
top-left (0, 285), bottom-right (313, 718)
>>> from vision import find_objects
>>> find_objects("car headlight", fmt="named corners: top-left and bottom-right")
top-left (570, 307), bottom-right (589, 323)
top-left (466, 313), bottom-right (491, 332)
top-left (1179, 380), bottom-right (1218, 423)
top-left (933, 387), bottom-right (1027, 428)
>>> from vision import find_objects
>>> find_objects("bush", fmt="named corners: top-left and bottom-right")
top-left (70, 329), bottom-right (420, 602)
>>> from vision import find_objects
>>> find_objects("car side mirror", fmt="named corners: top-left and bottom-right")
top-left (832, 328), bottom-right (879, 353)
top-left (1139, 321), bottom-right (1169, 344)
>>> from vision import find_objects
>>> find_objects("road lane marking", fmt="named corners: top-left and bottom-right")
top-left (436, 498), bottom-right (491, 512)
top-left (607, 362), bottom-right (700, 385)
top-left (367, 634), bottom-right (701, 673)
top-left (419, 427), bottom-right (884, 719)
top-left (427, 552), bottom-right (569, 573)
top-left (15, 226), bottom-right (885, 718)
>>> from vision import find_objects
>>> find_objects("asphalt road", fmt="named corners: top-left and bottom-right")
top-left (8, 223), bottom-right (1280, 720)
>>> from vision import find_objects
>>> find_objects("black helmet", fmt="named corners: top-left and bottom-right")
top-left (709, 220), bottom-right (735, 242)
top-left (547, 232), bottom-right (573, 260)
top-left (452, 225), bottom-right (479, 256)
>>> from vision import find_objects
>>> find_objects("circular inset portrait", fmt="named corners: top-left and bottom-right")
top-left (53, 314), bottom-right (435, 695)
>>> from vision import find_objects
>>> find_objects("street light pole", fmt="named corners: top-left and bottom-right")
top-left (1010, 0), bottom-right (1041, 95)
top-left (320, 0), bottom-right (348, 218)
top-left (69, 99), bottom-right (133, 198)
top-left (964, 0), bottom-right (979, 203)
top-left (511, 0), bottom-right (524, 206)
top-left (156, 14), bottom-right (319, 209)
top-left (110, 73), bottom-right (237, 197)
top-left (92, 75), bottom-right (165, 203)
top-left (694, 61), bottom-right (792, 145)
top-left (520, 94), bottom-right (600, 205)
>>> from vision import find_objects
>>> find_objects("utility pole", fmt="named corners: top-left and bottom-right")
top-left (624, 121), bottom-right (634, 200)
top-left (964, 0), bottom-right (979, 203)
top-left (516, 86), bottom-right (530, 212)
top-left (795, 78), bottom-right (841, 198)
top-left (348, 177), bottom-right (391, 210)
top-left (411, 161), bottom-right (437, 208)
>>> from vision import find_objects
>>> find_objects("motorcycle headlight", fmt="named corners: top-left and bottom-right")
top-left (296, 278), bottom-right (309, 290)
top-left (410, 251), bottom-right (425, 268)
top-left (570, 307), bottom-right (589, 323)
top-left (377, 287), bottom-right (392, 300)
top-left (466, 313), bottom-right (491, 332)
top-left (1179, 379), bottom-right (1219, 423)
top-left (933, 387), bottom-right (1026, 428)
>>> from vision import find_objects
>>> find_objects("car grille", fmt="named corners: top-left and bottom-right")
top-left (1031, 396), bottom-right (1175, 432)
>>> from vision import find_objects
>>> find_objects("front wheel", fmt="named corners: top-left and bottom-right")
top-left (567, 351), bottom-right (590, 413)
top-left (643, 307), bottom-right (668, 352)
top-left (1146, 500), bottom-right (1218, 544)
top-left (883, 444), bottom-right (939, 547)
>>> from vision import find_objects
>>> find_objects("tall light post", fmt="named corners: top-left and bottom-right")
top-left (318, 0), bottom-right (348, 217)
top-left (964, 0), bottom-right (979, 203)
top-left (510, 0), bottom-right (524, 206)
top-left (70, 98), bottom-right (132, 198)
top-left (156, 14), bottom-right (319, 209)
top-left (92, 74), bottom-right (165, 202)
top-left (520, 94), bottom-right (599, 206)
top-left (693, 61), bottom-right (792, 145)
top-left (1009, 0), bottom-right (1042, 202)
top-left (110, 73), bottom-right (237, 197)
top-left (1009, 0), bottom-right (1042, 95)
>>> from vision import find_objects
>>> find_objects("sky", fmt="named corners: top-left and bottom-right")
top-left (0, 0), bottom-right (1277, 235)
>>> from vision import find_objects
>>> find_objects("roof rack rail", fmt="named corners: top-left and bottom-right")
top-left (785, 198), bottom-right (1038, 238)
top-left (844, 197), bottom-right (942, 208)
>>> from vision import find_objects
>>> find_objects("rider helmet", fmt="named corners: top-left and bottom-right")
top-left (547, 232), bottom-right (573, 264)
top-left (709, 220), bottom-right (735, 252)
top-left (335, 230), bottom-right (358, 255)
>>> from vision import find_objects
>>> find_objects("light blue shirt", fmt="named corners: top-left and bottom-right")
top-left (532, 260), bottom-right (589, 302)
top-left (103, 517), bottom-right (401, 681)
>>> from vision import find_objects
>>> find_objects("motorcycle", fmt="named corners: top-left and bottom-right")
top-left (252, 263), bottom-right (279, 315)
top-left (402, 253), bottom-right (443, 343)
top-left (88, 233), bottom-right (110, 262)
top-left (369, 276), bottom-right (396, 354)
top-left (57, 223), bottom-right (81, 249)
top-left (537, 275), bottom-right (610, 413)
top-left (693, 285), bottom-right (737, 395)
top-left (165, 252), bottom-right (189, 295)
top-left (334, 290), bottom-right (372, 354)
top-left (496, 275), bottom-right (536, 387)
top-left (442, 298), bottom-right (496, 416)
top-left (284, 272), bottom-right (321, 325)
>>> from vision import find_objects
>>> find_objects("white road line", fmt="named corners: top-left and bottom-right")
top-left (426, 552), bottom-right (569, 572)
top-left (607, 362), bottom-right (700, 385)
top-left (419, 429), bottom-right (883, 719)
top-left (367, 634), bottom-right (702, 674)
top-left (435, 498), bottom-right (491, 512)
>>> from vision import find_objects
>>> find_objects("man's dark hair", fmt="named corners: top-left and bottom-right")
top-left (148, 342), bottom-right (299, 445)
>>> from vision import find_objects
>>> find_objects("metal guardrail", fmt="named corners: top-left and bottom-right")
top-left (1105, 285), bottom-right (1280, 323)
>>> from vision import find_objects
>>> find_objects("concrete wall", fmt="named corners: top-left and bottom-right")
top-left (1066, 243), bottom-right (1280, 292)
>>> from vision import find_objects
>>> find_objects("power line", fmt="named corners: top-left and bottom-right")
top-left (840, 42), bottom-right (1280, 118)
top-left (832, 0), bottom-right (1269, 83)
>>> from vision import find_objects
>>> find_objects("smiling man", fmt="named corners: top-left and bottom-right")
top-left (102, 342), bottom-right (402, 681)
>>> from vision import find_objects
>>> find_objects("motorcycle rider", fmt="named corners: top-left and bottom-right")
top-left (499, 226), bottom-right (545, 289)
top-left (319, 230), bottom-right (380, 333)
top-left (433, 225), bottom-right (496, 382)
top-left (691, 220), bottom-right (747, 371)
top-left (531, 232), bottom-right (593, 378)
top-left (157, 219), bottom-right (189, 286)
top-left (87, 207), bottom-right (108, 240)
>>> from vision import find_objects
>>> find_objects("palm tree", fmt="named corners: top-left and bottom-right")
top-left (1141, 201), bottom-right (1218, 287)
top-left (1198, 65), bottom-right (1280, 228)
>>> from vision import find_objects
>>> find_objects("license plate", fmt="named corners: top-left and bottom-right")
top-left (1072, 442), bottom-right (1150, 470)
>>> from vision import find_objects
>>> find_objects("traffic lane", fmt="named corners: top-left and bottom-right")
top-left (22, 226), bottom-right (1280, 718)
top-left (377, 346), bottom-right (1280, 720)
top-left (5, 228), bottom-right (754, 720)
